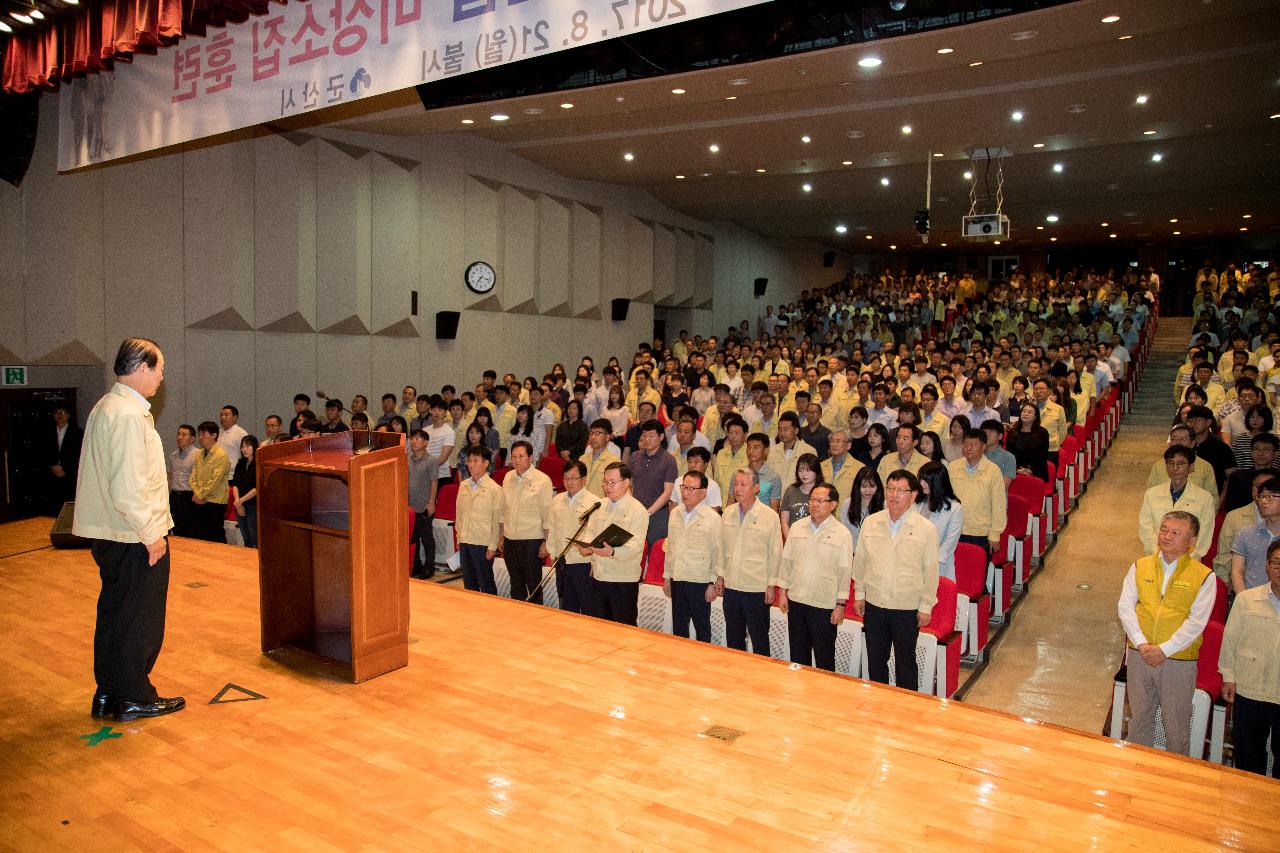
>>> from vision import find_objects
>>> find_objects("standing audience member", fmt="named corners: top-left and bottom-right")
top-left (1138, 445), bottom-right (1215, 560)
top-left (581, 420), bottom-right (621, 496)
top-left (43, 403), bottom-right (83, 512)
top-left (1219, 539), bottom-right (1280, 778)
top-left (663, 471), bottom-right (723, 642)
top-left (718, 468), bottom-right (783, 656)
top-left (777, 483), bottom-right (853, 671)
top-left (262, 415), bottom-right (289, 445)
top-left (548, 460), bottom-right (600, 614)
top-left (629, 420), bottom-right (678, 546)
top-left (407, 429), bottom-right (440, 579)
top-left (231, 435), bottom-right (259, 549)
top-left (947, 428), bottom-right (1007, 555)
top-left (216, 406), bottom-right (248, 462)
top-left (578, 463), bottom-right (649, 625)
top-left (167, 424), bottom-right (197, 538)
top-left (852, 470), bottom-right (940, 691)
top-left (456, 447), bottom-right (503, 594)
top-left (1116, 511), bottom-right (1215, 756)
top-left (915, 462), bottom-right (964, 582)
top-left (1230, 476), bottom-right (1280, 594)
top-left (500, 441), bottom-right (554, 604)
top-left (188, 421), bottom-right (230, 543)
top-left (838, 467), bottom-right (885, 553)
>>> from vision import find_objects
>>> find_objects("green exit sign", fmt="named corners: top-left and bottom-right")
top-left (3, 366), bottom-right (28, 386)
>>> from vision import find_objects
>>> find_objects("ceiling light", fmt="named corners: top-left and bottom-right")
top-left (0, 20), bottom-right (10, 32)
top-left (1036, 226), bottom-right (1044, 231)
top-left (29, 9), bottom-right (43, 19)
top-left (1143, 130), bottom-right (1156, 135)
top-left (1169, 218), bottom-right (1178, 223)
top-left (755, 168), bottom-right (766, 173)
top-left (1066, 104), bottom-right (1089, 115)
top-left (1101, 15), bottom-right (1120, 23)
top-left (560, 103), bottom-right (574, 109)
top-left (801, 135), bottom-right (811, 143)
top-left (676, 175), bottom-right (685, 179)
top-left (708, 144), bottom-right (720, 153)
top-left (1046, 215), bottom-right (1059, 223)
top-left (1271, 114), bottom-right (1280, 120)
top-left (1052, 163), bottom-right (1064, 173)
top-left (1050, 237), bottom-right (1058, 242)
top-left (1117, 35), bottom-right (1133, 40)
top-left (1011, 31), bottom-right (1037, 41)
top-left (522, 108), bottom-right (543, 115)
top-left (901, 125), bottom-right (912, 135)
top-left (937, 48), bottom-right (954, 54)
top-left (933, 152), bottom-right (944, 158)
top-left (835, 225), bottom-right (848, 234)
top-left (728, 78), bottom-right (750, 86)
top-left (802, 183), bottom-right (812, 193)
top-left (725, 96), bottom-right (737, 101)
top-left (963, 171), bottom-right (973, 181)
top-left (1135, 94), bottom-right (1149, 105)
top-left (1172, 230), bottom-right (1181, 235)
top-left (615, 96), bottom-right (625, 103)
top-left (490, 113), bottom-right (509, 121)
top-left (1100, 221), bottom-right (1109, 227)
top-left (865, 235), bottom-right (873, 240)
top-left (1243, 214), bottom-right (1253, 219)
top-left (1240, 227), bottom-right (1249, 232)
top-left (940, 242), bottom-right (947, 247)
top-left (1109, 233), bottom-right (1117, 238)
top-left (968, 61), bottom-right (983, 67)
top-left (460, 119), bottom-right (474, 124)
top-left (858, 56), bottom-right (882, 68)
top-left (623, 152), bottom-right (634, 161)
top-left (1011, 110), bottom-right (1024, 122)
top-left (1032, 142), bottom-right (1045, 148)
top-left (671, 88), bottom-right (686, 95)
top-left (842, 160), bottom-right (853, 166)
top-left (10, 11), bottom-right (32, 22)
top-left (701, 172), bottom-right (711, 177)
top-left (880, 177), bottom-right (891, 186)
top-left (992, 241), bottom-right (1000, 246)
top-left (1151, 153), bottom-right (1163, 162)
top-left (890, 245), bottom-right (898, 250)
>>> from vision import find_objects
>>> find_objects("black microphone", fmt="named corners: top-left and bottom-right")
top-left (578, 501), bottom-right (602, 522)
top-left (314, 391), bottom-right (353, 415)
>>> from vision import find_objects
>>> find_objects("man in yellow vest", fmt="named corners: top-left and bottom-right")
top-left (1116, 510), bottom-right (1217, 755)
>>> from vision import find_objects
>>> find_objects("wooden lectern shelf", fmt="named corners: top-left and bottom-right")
top-left (255, 431), bottom-right (409, 682)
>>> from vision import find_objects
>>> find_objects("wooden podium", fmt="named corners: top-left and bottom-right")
top-left (256, 431), bottom-right (409, 682)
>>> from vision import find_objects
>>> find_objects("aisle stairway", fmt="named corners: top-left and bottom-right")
top-left (961, 317), bottom-right (1192, 732)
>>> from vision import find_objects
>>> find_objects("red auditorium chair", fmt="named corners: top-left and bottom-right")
top-left (1001, 492), bottom-right (1034, 590)
top-left (1009, 475), bottom-right (1047, 563)
top-left (928, 577), bottom-right (963, 699)
top-left (1058, 434), bottom-right (1080, 509)
top-left (644, 538), bottom-right (666, 585)
top-left (491, 466), bottom-right (510, 485)
top-left (543, 442), bottom-right (558, 462)
top-left (954, 543), bottom-right (990, 662)
top-left (1042, 460), bottom-right (1060, 541)
top-left (1210, 575), bottom-right (1229, 625)
top-left (1203, 512), bottom-right (1226, 568)
top-left (537, 453), bottom-right (565, 490)
top-left (433, 481), bottom-right (460, 564)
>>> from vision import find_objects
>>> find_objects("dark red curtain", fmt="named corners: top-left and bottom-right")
top-left (2, 0), bottom-right (284, 94)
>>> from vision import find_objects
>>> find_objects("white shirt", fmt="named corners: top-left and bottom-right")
top-left (217, 422), bottom-right (248, 463)
top-left (425, 422), bottom-right (456, 476)
top-left (1116, 554), bottom-right (1217, 656)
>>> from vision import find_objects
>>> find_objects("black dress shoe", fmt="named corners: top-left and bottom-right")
top-left (91, 692), bottom-right (114, 718)
top-left (114, 696), bottom-right (186, 722)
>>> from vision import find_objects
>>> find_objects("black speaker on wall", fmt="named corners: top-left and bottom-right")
top-left (611, 298), bottom-right (630, 322)
top-left (436, 311), bottom-right (460, 339)
top-left (823, 251), bottom-right (836, 268)
top-left (753, 277), bottom-right (768, 298)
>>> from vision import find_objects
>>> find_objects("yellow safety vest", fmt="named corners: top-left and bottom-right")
top-left (1133, 553), bottom-right (1211, 661)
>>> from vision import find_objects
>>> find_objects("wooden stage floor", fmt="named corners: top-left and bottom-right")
top-left (1, 521), bottom-right (1277, 851)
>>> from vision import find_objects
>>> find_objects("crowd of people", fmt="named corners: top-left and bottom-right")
top-left (1121, 260), bottom-right (1280, 777)
top-left (161, 264), bottom-right (1172, 704)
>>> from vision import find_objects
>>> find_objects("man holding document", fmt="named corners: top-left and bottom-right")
top-left (577, 462), bottom-right (649, 625)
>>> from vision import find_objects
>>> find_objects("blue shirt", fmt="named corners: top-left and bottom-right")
top-left (1230, 521), bottom-right (1280, 590)
top-left (755, 465), bottom-right (783, 506)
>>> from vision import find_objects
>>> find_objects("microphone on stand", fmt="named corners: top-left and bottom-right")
top-left (578, 501), bottom-right (603, 523)
top-left (316, 391), bottom-right (374, 452)
top-left (314, 391), bottom-right (353, 415)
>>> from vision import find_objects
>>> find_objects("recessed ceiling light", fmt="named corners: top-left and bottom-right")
top-left (890, 244), bottom-right (898, 250)
top-left (671, 88), bottom-right (686, 95)
top-left (1050, 237), bottom-right (1058, 242)
top-left (1169, 218), bottom-right (1178, 223)
top-left (700, 172), bottom-right (711, 177)
top-left (880, 177), bottom-right (891, 186)
top-left (1109, 233), bottom-right (1117, 238)
top-left (708, 144), bottom-right (720, 153)
top-left (1117, 35), bottom-right (1133, 40)
top-left (1240, 227), bottom-right (1249, 232)
top-left (1143, 130), bottom-right (1156, 135)
top-left (865, 235), bottom-right (873, 240)
top-left (1243, 214), bottom-right (1253, 219)
top-left (1100, 221), bottom-right (1109, 227)
top-left (675, 174), bottom-right (685, 180)
top-left (1036, 226), bottom-right (1044, 231)
top-left (937, 48), bottom-right (954, 54)
top-left (0, 20), bottom-right (11, 32)
top-left (940, 242), bottom-right (947, 247)
top-left (802, 183), bottom-right (813, 193)
top-left (1032, 142), bottom-right (1045, 148)
top-left (1101, 15), bottom-right (1120, 23)
top-left (842, 160), bottom-right (853, 166)
top-left (29, 9), bottom-right (43, 19)
top-left (801, 135), bottom-right (812, 143)
top-left (835, 225), bottom-right (848, 234)
top-left (10, 12), bottom-right (32, 23)
top-left (1046, 215), bottom-right (1059, 223)
top-left (963, 171), bottom-right (973, 181)
top-left (901, 125), bottom-right (912, 135)
top-left (523, 108), bottom-right (543, 115)
top-left (728, 78), bottom-right (750, 86)
top-left (490, 113), bottom-right (509, 121)
top-left (1011, 31), bottom-right (1037, 41)
top-left (1271, 113), bottom-right (1280, 120)
top-left (1066, 104), bottom-right (1087, 114)
top-left (968, 61), bottom-right (983, 67)
top-left (992, 241), bottom-right (1000, 246)
top-left (858, 56), bottom-right (882, 68)
top-left (846, 130), bottom-right (865, 139)
top-left (933, 152), bottom-right (944, 158)
top-left (560, 103), bottom-right (574, 109)
top-left (755, 168), bottom-right (766, 173)
top-left (1052, 163), bottom-right (1064, 173)
top-left (1135, 94), bottom-right (1149, 105)
top-left (725, 96), bottom-right (737, 101)
top-left (1151, 153), bottom-right (1163, 162)
top-left (1011, 110), bottom-right (1024, 122)
top-left (623, 152), bottom-right (635, 161)
top-left (615, 96), bottom-right (625, 103)
top-left (460, 119), bottom-right (474, 124)
top-left (1172, 230), bottom-right (1181, 235)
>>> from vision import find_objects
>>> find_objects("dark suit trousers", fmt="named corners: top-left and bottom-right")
top-left (411, 509), bottom-right (434, 576)
top-left (91, 539), bottom-right (170, 702)
top-left (459, 543), bottom-right (497, 594)
top-left (864, 602), bottom-right (921, 690)
top-left (193, 501), bottom-right (226, 543)
top-left (722, 587), bottom-right (771, 656)
top-left (503, 538), bottom-right (544, 604)
top-left (588, 578), bottom-right (638, 625)
top-left (788, 600), bottom-right (837, 671)
top-left (558, 560), bottom-right (593, 614)
top-left (671, 579), bottom-right (713, 642)
top-left (169, 490), bottom-right (194, 537)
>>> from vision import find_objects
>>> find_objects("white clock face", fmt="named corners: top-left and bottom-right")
top-left (465, 261), bottom-right (496, 294)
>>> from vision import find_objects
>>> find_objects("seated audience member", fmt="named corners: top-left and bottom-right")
top-left (1219, 538), bottom-right (1280, 778)
top-left (1117, 510), bottom-right (1215, 757)
top-left (1138, 445), bottom-right (1215, 560)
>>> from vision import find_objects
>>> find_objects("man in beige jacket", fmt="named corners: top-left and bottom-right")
top-left (73, 338), bottom-right (185, 723)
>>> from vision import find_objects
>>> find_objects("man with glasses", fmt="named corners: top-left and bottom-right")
top-left (663, 472), bottom-right (722, 642)
top-left (578, 462), bottom-right (649, 625)
top-left (1138, 445), bottom-right (1215, 561)
top-left (852, 470), bottom-right (940, 691)
top-left (548, 460), bottom-right (599, 614)
top-left (775, 483), bottom-right (853, 671)
top-left (1230, 475), bottom-right (1280, 595)
top-left (718, 468), bottom-right (783, 656)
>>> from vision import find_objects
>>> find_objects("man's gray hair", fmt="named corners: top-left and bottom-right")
top-left (731, 467), bottom-right (759, 488)
top-left (113, 337), bottom-right (161, 378)
top-left (1162, 510), bottom-right (1200, 538)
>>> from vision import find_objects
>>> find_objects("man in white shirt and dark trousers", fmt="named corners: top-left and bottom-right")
top-left (1116, 510), bottom-right (1215, 755)
top-left (548, 459), bottom-right (600, 614)
top-left (578, 462), bottom-right (650, 625)
top-left (718, 468), bottom-right (783, 656)
top-left (776, 483), bottom-right (853, 671)
top-left (664, 471), bottom-right (723, 642)
top-left (500, 440), bottom-right (554, 604)
top-left (852, 470), bottom-right (940, 691)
